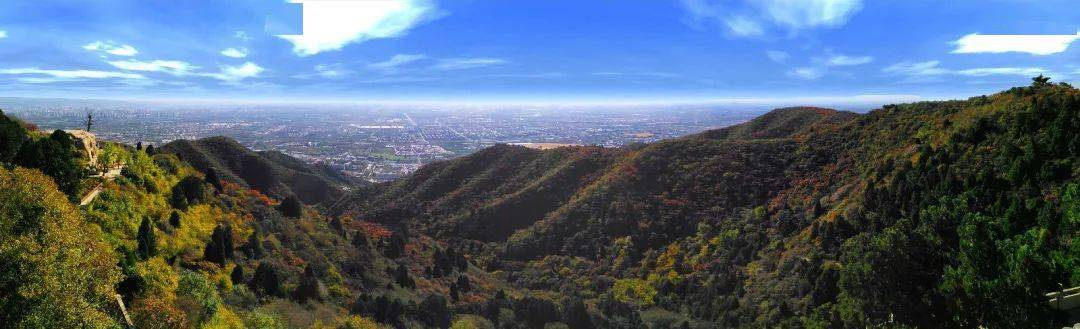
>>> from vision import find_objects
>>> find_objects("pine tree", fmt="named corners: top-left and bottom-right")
top-left (278, 196), bottom-right (302, 218)
top-left (169, 210), bottom-right (181, 228)
top-left (137, 216), bottom-right (157, 259)
top-left (204, 224), bottom-right (234, 265)
top-left (170, 189), bottom-right (188, 210)
top-left (247, 227), bottom-right (264, 259)
top-left (230, 265), bottom-right (245, 285)
top-left (394, 263), bottom-right (414, 288)
top-left (252, 262), bottom-right (283, 296)
top-left (205, 168), bottom-right (222, 190)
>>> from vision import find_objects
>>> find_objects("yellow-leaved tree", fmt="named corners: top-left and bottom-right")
top-left (0, 167), bottom-right (121, 328)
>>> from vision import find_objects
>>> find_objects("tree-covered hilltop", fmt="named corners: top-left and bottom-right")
top-left (158, 136), bottom-right (360, 206)
top-left (0, 77), bottom-right (1077, 328)
top-left (334, 77), bottom-right (1079, 328)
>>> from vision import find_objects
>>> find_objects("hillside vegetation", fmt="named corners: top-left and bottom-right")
top-left (159, 136), bottom-right (358, 205)
top-left (0, 77), bottom-right (1076, 328)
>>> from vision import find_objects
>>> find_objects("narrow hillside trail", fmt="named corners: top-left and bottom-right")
top-left (79, 166), bottom-right (123, 207)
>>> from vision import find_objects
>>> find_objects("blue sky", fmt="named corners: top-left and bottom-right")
top-left (0, 0), bottom-right (1079, 105)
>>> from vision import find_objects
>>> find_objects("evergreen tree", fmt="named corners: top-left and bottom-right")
top-left (230, 265), bottom-right (245, 285)
top-left (247, 226), bottom-right (264, 259)
top-left (168, 210), bottom-right (181, 228)
top-left (292, 266), bottom-right (327, 302)
top-left (330, 216), bottom-right (345, 234)
top-left (14, 130), bottom-right (83, 196)
top-left (205, 168), bottom-right (222, 190)
top-left (449, 283), bottom-right (460, 302)
top-left (136, 216), bottom-right (157, 259)
top-left (384, 230), bottom-right (406, 259)
top-left (252, 262), bottom-right (283, 297)
top-left (145, 144), bottom-right (154, 154)
top-left (0, 110), bottom-right (27, 163)
top-left (278, 196), bottom-right (302, 218)
top-left (351, 230), bottom-right (369, 250)
top-left (394, 263), bottom-right (414, 288)
top-left (170, 188), bottom-right (188, 210)
top-left (562, 297), bottom-right (594, 329)
top-left (204, 224), bottom-right (235, 265)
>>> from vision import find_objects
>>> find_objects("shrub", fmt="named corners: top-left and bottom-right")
top-left (0, 167), bottom-right (120, 327)
top-left (177, 270), bottom-right (222, 320)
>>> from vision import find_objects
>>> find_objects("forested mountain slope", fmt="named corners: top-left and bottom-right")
top-left (0, 78), bottom-right (1076, 329)
top-left (333, 78), bottom-right (1079, 328)
top-left (159, 136), bottom-right (357, 205)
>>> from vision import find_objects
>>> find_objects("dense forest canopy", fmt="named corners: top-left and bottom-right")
top-left (0, 78), bottom-right (1077, 328)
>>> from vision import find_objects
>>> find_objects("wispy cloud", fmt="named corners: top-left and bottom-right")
top-left (221, 47), bottom-right (248, 58)
top-left (883, 61), bottom-right (949, 77)
top-left (679, 0), bottom-right (862, 37)
top-left (367, 54), bottom-right (426, 73)
top-left (314, 63), bottom-right (354, 79)
top-left (952, 33), bottom-right (1080, 55)
top-left (884, 60), bottom-right (1050, 81)
top-left (0, 68), bottom-right (145, 83)
top-left (107, 59), bottom-right (199, 76)
top-left (0, 31), bottom-right (7, 39)
top-left (787, 67), bottom-right (825, 79)
top-left (826, 54), bottom-right (873, 66)
top-left (277, 0), bottom-right (443, 56)
top-left (724, 16), bottom-right (765, 37)
top-left (206, 62), bottom-right (264, 82)
top-left (82, 41), bottom-right (138, 56)
top-left (765, 50), bottom-right (789, 63)
top-left (761, 0), bottom-right (862, 30)
top-left (433, 58), bottom-right (506, 70)
top-left (954, 67), bottom-right (1048, 77)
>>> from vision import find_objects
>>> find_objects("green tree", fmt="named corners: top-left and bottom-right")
top-left (168, 210), bottom-right (181, 228)
top-left (0, 110), bottom-right (27, 163)
top-left (14, 130), bottom-right (84, 196)
top-left (278, 195), bottom-right (302, 218)
top-left (137, 216), bottom-right (157, 259)
top-left (0, 167), bottom-right (120, 327)
top-left (204, 224), bottom-right (234, 265)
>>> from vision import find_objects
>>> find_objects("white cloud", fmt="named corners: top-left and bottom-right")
top-left (208, 62), bottom-right (264, 82)
top-left (107, 59), bottom-right (198, 76)
top-left (0, 31), bottom-right (7, 39)
top-left (724, 16), bottom-right (765, 37)
top-left (761, 0), bottom-right (862, 30)
top-left (788, 67), bottom-right (825, 79)
top-left (82, 41), bottom-right (138, 56)
top-left (277, 0), bottom-right (442, 56)
top-left (220, 47), bottom-right (248, 58)
top-left (679, 0), bottom-right (862, 37)
top-left (367, 54), bottom-right (426, 73)
top-left (826, 54), bottom-right (873, 66)
top-left (0, 68), bottom-right (145, 82)
top-left (955, 67), bottom-right (1048, 77)
top-left (235, 31), bottom-right (251, 41)
top-left (433, 58), bottom-right (506, 70)
top-left (314, 64), bottom-right (354, 79)
top-left (884, 60), bottom-right (1050, 79)
top-left (765, 50), bottom-right (789, 63)
top-left (952, 33), bottom-right (1080, 55)
top-left (883, 60), bottom-right (949, 76)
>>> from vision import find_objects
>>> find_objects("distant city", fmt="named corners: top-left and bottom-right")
top-left (0, 97), bottom-right (761, 181)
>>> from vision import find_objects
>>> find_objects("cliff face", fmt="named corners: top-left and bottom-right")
top-left (65, 129), bottom-right (97, 167)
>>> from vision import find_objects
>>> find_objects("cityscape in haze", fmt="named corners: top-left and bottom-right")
top-left (0, 98), bottom-right (758, 181)
top-left (1, 0), bottom-right (1078, 328)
